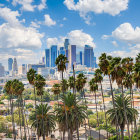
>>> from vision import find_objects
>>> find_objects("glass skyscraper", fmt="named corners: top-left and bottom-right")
top-left (59, 47), bottom-right (65, 55)
top-left (79, 51), bottom-right (83, 65)
top-left (8, 58), bottom-right (13, 71)
top-left (84, 45), bottom-right (94, 68)
top-left (64, 39), bottom-right (69, 50)
top-left (51, 45), bottom-right (57, 67)
top-left (68, 45), bottom-right (76, 69)
top-left (45, 49), bottom-right (50, 67)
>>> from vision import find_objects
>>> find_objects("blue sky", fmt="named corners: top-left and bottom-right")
top-left (0, 0), bottom-right (140, 69)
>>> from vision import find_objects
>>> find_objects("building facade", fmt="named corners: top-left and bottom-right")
top-left (45, 49), bottom-right (50, 67)
top-left (8, 58), bottom-right (13, 71)
top-left (79, 51), bottom-right (83, 65)
top-left (64, 39), bottom-right (70, 50)
top-left (51, 45), bottom-right (57, 67)
top-left (12, 58), bottom-right (18, 73)
top-left (68, 45), bottom-right (76, 69)
top-left (0, 63), bottom-right (5, 77)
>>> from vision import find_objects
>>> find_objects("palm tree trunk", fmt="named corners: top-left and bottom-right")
top-left (34, 86), bottom-right (39, 140)
top-left (61, 71), bottom-right (70, 140)
top-left (94, 91), bottom-right (100, 140)
top-left (109, 75), bottom-right (120, 139)
top-left (121, 127), bottom-right (124, 140)
top-left (73, 64), bottom-right (80, 140)
top-left (41, 95), bottom-right (45, 140)
top-left (100, 82), bottom-right (108, 139)
top-left (11, 95), bottom-right (16, 140)
top-left (131, 89), bottom-right (138, 140)
top-left (18, 96), bottom-right (22, 140)
top-left (121, 85), bottom-right (130, 140)
top-left (20, 95), bottom-right (27, 140)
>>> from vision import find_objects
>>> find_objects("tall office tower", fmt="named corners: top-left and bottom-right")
top-left (12, 58), bottom-right (18, 73)
top-left (59, 47), bottom-right (65, 55)
top-left (68, 45), bottom-right (76, 69)
top-left (8, 58), bottom-right (13, 71)
top-left (0, 63), bottom-right (5, 77)
top-left (18, 64), bottom-right (26, 75)
top-left (79, 51), bottom-right (83, 65)
top-left (93, 56), bottom-right (98, 68)
top-left (64, 39), bottom-right (70, 50)
top-left (84, 45), bottom-right (94, 68)
top-left (51, 45), bottom-right (57, 67)
top-left (45, 49), bottom-right (50, 67)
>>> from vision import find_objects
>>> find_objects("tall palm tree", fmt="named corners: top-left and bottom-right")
top-left (89, 78), bottom-right (100, 140)
top-left (27, 69), bottom-right (38, 139)
top-left (61, 79), bottom-right (69, 93)
top-left (55, 54), bottom-right (69, 138)
top-left (55, 93), bottom-right (87, 140)
top-left (107, 95), bottom-right (138, 140)
top-left (11, 80), bottom-right (26, 139)
top-left (4, 81), bottom-right (16, 140)
top-left (99, 53), bottom-right (120, 138)
top-left (94, 68), bottom-right (108, 139)
top-left (68, 76), bottom-right (75, 93)
top-left (136, 53), bottom-right (140, 63)
top-left (34, 74), bottom-right (46, 140)
top-left (30, 104), bottom-right (56, 137)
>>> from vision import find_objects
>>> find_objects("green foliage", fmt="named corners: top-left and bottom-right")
top-left (109, 135), bottom-right (129, 140)
top-left (88, 136), bottom-right (94, 140)
top-left (87, 110), bottom-right (94, 116)
top-left (25, 103), bottom-right (34, 109)
top-left (0, 100), bottom-right (4, 104)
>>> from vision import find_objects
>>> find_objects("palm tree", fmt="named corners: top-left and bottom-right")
top-left (34, 74), bottom-right (46, 140)
top-left (55, 54), bottom-right (69, 138)
top-left (51, 84), bottom-right (61, 106)
top-left (27, 69), bottom-right (38, 138)
top-left (61, 79), bottom-right (69, 93)
top-left (89, 78), bottom-right (100, 140)
top-left (55, 93), bottom-right (87, 140)
top-left (4, 80), bottom-right (16, 140)
top-left (99, 53), bottom-right (120, 138)
top-left (136, 53), bottom-right (140, 63)
top-left (68, 76), bottom-right (75, 93)
top-left (11, 80), bottom-right (26, 139)
top-left (94, 68), bottom-right (108, 139)
top-left (30, 104), bottom-right (55, 137)
top-left (107, 95), bottom-right (138, 140)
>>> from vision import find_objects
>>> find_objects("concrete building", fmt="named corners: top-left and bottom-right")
top-left (18, 64), bottom-right (26, 75)
top-left (68, 45), bottom-right (76, 69)
top-left (12, 58), bottom-right (18, 74)
top-left (0, 63), bottom-right (5, 77)
top-left (27, 64), bottom-right (45, 72)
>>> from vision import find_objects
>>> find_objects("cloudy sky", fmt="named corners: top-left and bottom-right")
top-left (0, 0), bottom-right (140, 69)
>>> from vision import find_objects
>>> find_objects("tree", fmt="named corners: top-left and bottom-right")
top-left (68, 76), bottom-right (75, 93)
top-left (34, 74), bottom-right (46, 140)
top-left (30, 104), bottom-right (55, 137)
top-left (55, 93), bottom-right (87, 140)
top-left (107, 95), bottom-right (138, 140)
top-left (89, 78), bottom-right (100, 140)
top-left (4, 80), bottom-right (16, 140)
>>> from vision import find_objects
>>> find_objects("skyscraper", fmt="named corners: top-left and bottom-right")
top-left (79, 51), bottom-right (83, 65)
top-left (68, 45), bottom-right (76, 69)
top-left (59, 47), bottom-right (65, 55)
top-left (51, 45), bottom-right (57, 67)
top-left (84, 45), bottom-right (94, 68)
top-left (64, 39), bottom-right (70, 50)
top-left (8, 58), bottom-right (13, 71)
top-left (45, 49), bottom-right (50, 67)
top-left (12, 58), bottom-right (18, 73)
top-left (0, 63), bottom-right (5, 77)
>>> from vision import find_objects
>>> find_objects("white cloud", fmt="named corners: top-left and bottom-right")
top-left (63, 17), bottom-right (67, 21)
top-left (111, 41), bottom-right (118, 47)
top-left (64, 0), bottom-right (129, 23)
top-left (0, 7), bottom-right (20, 26)
top-left (44, 14), bottom-right (56, 26)
top-left (101, 34), bottom-right (110, 40)
top-left (38, 0), bottom-right (47, 10)
top-left (30, 21), bottom-right (40, 28)
top-left (12, 0), bottom-right (36, 12)
top-left (112, 23), bottom-right (140, 44)
top-left (46, 30), bottom-right (95, 48)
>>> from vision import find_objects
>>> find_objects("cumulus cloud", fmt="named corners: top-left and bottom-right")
top-left (44, 14), bottom-right (56, 26)
top-left (30, 21), bottom-right (40, 28)
top-left (64, 0), bottom-right (129, 24)
top-left (112, 23), bottom-right (140, 44)
top-left (111, 41), bottom-right (118, 47)
top-left (12, 0), bottom-right (36, 12)
top-left (38, 0), bottom-right (47, 10)
top-left (46, 30), bottom-right (95, 48)
top-left (0, 7), bottom-right (20, 26)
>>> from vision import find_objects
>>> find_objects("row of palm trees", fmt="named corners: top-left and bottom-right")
top-left (4, 53), bottom-right (140, 140)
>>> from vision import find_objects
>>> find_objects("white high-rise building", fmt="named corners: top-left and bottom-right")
top-left (12, 58), bottom-right (18, 74)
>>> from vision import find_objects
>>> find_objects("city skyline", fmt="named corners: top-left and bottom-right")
top-left (0, 0), bottom-right (140, 69)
